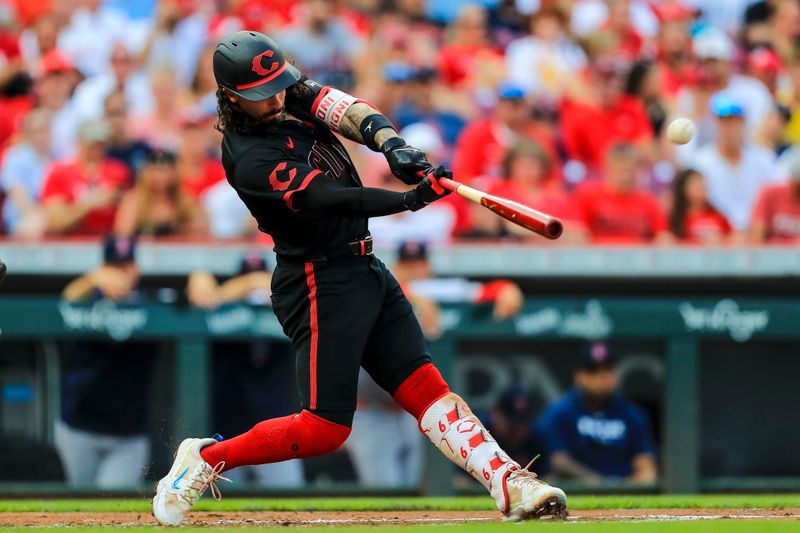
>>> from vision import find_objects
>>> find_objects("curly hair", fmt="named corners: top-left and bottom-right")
top-left (214, 88), bottom-right (267, 136)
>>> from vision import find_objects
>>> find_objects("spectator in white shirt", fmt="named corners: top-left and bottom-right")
top-left (57, 0), bottom-right (134, 78)
top-left (71, 42), bottom-right (154, 123)
top-left (690, 92), bottom-right (782, 231)
top-left (34, 50), bottom-right (81, 159)
top-left (675, 27), bottom-right (773, 159)
top-left (505, 6), bottom-right (586, 98)
top-left (137, 0), bottom-right (208, 89)
top-left (0, 108), bottom-right (53, 237)
top-left (276, 0), bottom-right (363, 88)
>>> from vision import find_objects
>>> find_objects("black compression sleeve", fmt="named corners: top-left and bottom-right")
top-left (296, 178), bottom-right (413, 217)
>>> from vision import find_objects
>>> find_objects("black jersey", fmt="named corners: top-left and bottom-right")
top-left (221, 116), bottom-right (368, 259)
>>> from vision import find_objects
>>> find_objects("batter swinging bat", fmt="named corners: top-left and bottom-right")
top-left (438, 177), bottom-right (563, 240)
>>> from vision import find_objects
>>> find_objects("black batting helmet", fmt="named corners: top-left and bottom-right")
top-left (213, 31), bottom-right (302, 101)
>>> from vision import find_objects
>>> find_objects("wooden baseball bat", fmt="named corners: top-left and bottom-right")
top-left (438, 177), bottom-right (563, 240)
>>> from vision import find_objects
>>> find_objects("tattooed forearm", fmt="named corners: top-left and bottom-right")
top-left (338, 102), bottom-right (398, 149)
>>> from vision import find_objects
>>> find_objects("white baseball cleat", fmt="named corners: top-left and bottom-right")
top-left (492, 458), bottom-right (568, 521)
top-left (152, 437), bottom-right (229, 526)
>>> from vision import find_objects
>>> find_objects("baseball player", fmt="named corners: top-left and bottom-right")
top-left (152, 31), bottom-right (566, 525)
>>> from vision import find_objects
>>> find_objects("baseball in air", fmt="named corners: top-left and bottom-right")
top-left (666, 118), bottom-right (695, 145)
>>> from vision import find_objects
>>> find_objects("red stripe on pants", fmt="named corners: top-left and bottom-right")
top-left (304, 262), bottom-right (319, 410)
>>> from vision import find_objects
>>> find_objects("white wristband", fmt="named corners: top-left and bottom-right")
top-left (312, 88), bottom-right (358, 132)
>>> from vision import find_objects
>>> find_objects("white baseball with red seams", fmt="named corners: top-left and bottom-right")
top-left (418, 392), bottom-right (567, 519)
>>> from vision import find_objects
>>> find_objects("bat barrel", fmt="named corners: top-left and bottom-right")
top-left (436, 176), bottom-right (563, 240)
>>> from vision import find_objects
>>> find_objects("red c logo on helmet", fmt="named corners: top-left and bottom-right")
top-left (252, 49), bottom-right (279, 77)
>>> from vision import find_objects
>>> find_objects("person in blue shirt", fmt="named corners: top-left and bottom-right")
top-left (393, 66), bottom-right (466, 166)
top-left (537, 342), bottom-right (657, 484)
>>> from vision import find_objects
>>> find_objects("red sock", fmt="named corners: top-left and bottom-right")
top-left (200, 410), bottom-right (351, 471)
top-left (392, 363), bottom-right (450, 420)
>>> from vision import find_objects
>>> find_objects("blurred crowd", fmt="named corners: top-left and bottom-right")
top-left (1, 0), bottom-right (800, 244)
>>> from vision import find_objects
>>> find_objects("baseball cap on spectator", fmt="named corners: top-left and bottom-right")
top-left (693, 27), bottom-right (734, 61)
top-left (414, 66), bottom-right (438, 82)
top-left (179, 107), bottom-right (214, 128)
top-left (497, 80), bottom-right (526, 100)
top-left (577, 342), bottom-right (618, 372)
top-left (397, 241), bottom-right (428, 262)
top-left (593, 55), bottom-right (632, 78)
top-left (78, 119), bottom-right (111, 144)
top-left (652, 2), bottom-right (695, 23)
top-left (383, 62), bottom-right (416, 83)
top-left (710, 92), bottom-right (745, 118)
top-left (495, 387), bottom-right (536, 424)
top-left (238, 251), bottom-right (271, 275)
top-left (147, 149), bottom-right (177, 166)
top-left (399, 123), bottom-right (444, 162)
top-left (103, 234), bottom-right (137, 265)
top-left (40, 49), bottom-right (74, 76)
top-left (747, 47), bottom-right (782, 76)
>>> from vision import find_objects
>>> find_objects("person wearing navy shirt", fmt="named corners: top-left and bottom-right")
top-left (537, 342), bottom-right (657, 483)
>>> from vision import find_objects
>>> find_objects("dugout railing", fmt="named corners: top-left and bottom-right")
top-left (1, 295), bottom-right (800, 495)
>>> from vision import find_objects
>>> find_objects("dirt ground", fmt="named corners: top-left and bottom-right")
top-left (1, 508), bottom-right (799, 527)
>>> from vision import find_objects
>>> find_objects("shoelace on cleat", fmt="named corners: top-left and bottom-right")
top-left (507, 455), bottom-right (548, 487)
top-left (179, 462), bottom-right (231, 507)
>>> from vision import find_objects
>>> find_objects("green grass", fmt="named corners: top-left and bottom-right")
top-left (1, 494), bottom-right (799, 513)
top-left (2, 523), bottom-right (799, 533)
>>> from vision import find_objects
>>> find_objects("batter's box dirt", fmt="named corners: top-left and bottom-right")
top-left (1, 508), bottom-right (799, 527)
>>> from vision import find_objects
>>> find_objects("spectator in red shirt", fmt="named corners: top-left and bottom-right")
top-left (598, 0), bottom-right (645, 59)
top-left (574, 143), bottom-right (669, 243)
top-left (669, 168), bottom-right (732, 244)
top-left (560, 56), bottom-right (653, 173)
top-left (653, 2), bottom-right (695, 101)
top-left (177, 115), bottom-right (225, 200)
top-left (487, 139), bottom-right (586, 242)
top-left (41, 119), bottom-right (131, 236)
top-left (750, 148), bottom-right (800, 243)
top-left (452, 81), bottom-right (559, 183)
top-left (437, 4), bottom-right (504, 89)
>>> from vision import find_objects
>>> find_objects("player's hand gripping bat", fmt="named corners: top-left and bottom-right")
top-left (438, 177), bottom-right (563, 240)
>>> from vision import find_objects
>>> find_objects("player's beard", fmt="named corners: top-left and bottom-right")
top-left (260, 107), bottom-right (286, 126)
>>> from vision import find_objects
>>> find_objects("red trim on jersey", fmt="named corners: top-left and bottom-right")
top-left (283, 170), bottom-right (323, 211)
top-left (304, 262), bottom-right (319, 410)
top-left (235, 62), bottom-right (288, 90)
top-left (476, 280), bottom-right (513, 303)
